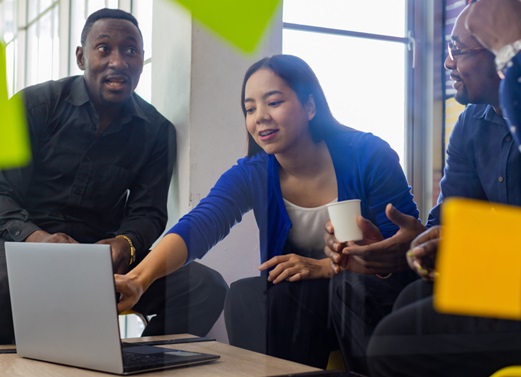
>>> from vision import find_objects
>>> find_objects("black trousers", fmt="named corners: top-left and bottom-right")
top-left (329, 269), bottom-right (418, 375)
top-left (0, 239), bottom-right (229, 344)
top-left (367, 279), bottom-right (521, 377)
top-left (224, 276), bottom-right (338, 369)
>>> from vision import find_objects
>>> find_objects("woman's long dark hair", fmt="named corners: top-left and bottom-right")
top-left (241, 54), bottom-right (344, 157)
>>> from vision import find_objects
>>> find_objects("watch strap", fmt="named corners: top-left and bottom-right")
top-left (495, 39), bottom-right (521, 74)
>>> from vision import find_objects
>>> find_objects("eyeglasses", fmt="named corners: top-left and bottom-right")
top-left (447, 41), bottom-right (486, 60)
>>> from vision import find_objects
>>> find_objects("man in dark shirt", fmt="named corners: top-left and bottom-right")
top-left (0, 8), bottom-right (228, 344)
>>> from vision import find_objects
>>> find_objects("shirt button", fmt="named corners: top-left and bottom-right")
top-left (498, 176), bottom-right (504, 183)
top-left (15, 231), bottom-right (21, 236)
top-left (506, 135), bottom-right (512, 142)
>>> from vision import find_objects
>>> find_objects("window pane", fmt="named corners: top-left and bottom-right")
top-left (27, 0), bottom-right (38, 23)
top-left (1, 0), bottom-right (16, 43)
top-left (6, 38), bottom-right (17, 96)
top-left (26, 23), bottom-right (39, 86)
top-left (135, 62), bottom-right (151, 103)
top-left (132, 0), bottom-right (152, 60)
top-left (87, 0), bottom-right (119, 15)
top-left (283, 0), bottom-right (406, 38)
top-left (40, 0), bottom-right (54, 12)
top-left (283, 29), bottom-right (406, 166)
top-left (51, 6), bottom-right (59, 80)
top-left (26, 5), bottom-right (60, 86)
top-left (70, 0), bottom-right (85, 76)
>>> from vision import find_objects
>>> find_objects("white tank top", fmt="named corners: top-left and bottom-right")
top-left (283, 198), bottom-right (338, 259)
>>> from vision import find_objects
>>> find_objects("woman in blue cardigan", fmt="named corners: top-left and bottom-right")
top-left (115, 54), bottom-right (419, 369)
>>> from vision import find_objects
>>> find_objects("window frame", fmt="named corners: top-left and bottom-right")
top-left (281, 0), bottom-right (437, 220)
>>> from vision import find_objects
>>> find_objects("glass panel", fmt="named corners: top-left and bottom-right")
top-left (1, 0), bottom-right (16, 43)
top-left (87, 0), bottom-right (107, 15)
top-left (26, 23), bottom-right (38, 86)
top-left (25, 5), bottom-right (60, 87)
top-left (107, 0), bottom-right (119, 9)
top-left (40, 0), bottom-right (53, 12)
top-left (283, 0), bottom-right (406, 38)
top-left (69, 0), bottom-right (85, 75)
top-left (283, 29), bottom-right (406, 167)
top-left (36, 10), bottom-right (55, 83)
top-left (132, 0), bottom-right (152, 60)
top-left (135, 62), bottom-right (151, 103)
top-left (27, 0), bottom-right (38, 23)
top-left (5, 38), bottom-right (17, 96)
top-left (87, 0), bottom-right (119, 15)
top-left (0, 2), bottom-right (3, 40)
top-left (51, 5), bottom-right (59, 80)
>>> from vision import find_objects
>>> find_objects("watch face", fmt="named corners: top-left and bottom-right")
top-left (496, 40), bottom-right (521, 72)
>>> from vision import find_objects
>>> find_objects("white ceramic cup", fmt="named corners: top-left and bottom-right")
top-left (326, 199), bottom-right (363, 243)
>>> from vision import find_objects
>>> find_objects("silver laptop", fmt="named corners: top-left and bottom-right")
top-left (5, 242), bottom-right (219, 375)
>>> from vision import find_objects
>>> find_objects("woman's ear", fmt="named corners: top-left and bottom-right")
top-left (76, 46), bottom-right (85, 71)
top-left (306, 94), bottom-right (317, 121)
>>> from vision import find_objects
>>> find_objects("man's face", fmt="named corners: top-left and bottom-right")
top-left (76, 18), bottom-right (144, 109)
top-left (444, 6), bottom-right (500, 106)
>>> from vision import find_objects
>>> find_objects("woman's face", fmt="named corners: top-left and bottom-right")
top-left (244, 68), bottom-right (315, 156)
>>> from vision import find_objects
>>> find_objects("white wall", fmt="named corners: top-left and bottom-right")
top-left (151, 0), bottom-right (282, 343)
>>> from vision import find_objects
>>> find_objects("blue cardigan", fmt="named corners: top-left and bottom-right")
top-left (168, 127), bottom-right (419, 265)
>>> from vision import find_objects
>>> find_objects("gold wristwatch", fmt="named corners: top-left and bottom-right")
top-left (495, 39), bottom-right (521, 78)
top-left (116, 234), bottom-right (136, 265)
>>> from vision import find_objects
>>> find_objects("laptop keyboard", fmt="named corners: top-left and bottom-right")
top-left (121, 345), bottom-right (218, 373)
top-left (122, 351), bottom-right (170, 372)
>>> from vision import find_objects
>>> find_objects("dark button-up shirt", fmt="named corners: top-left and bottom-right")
top-left (0, 76), bottom-right (176, 259)
top-left (427, 103), bottom-right (521, 227)
top-left (501, 52), bottom-right (521, 149)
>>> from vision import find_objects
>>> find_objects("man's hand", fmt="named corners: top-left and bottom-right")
top-left (465, 0), bottom-right (521, 54)
top-left (325, 204), bottom-right (426, 275)
top-left (324, 214), bottom-right (385, 274)
top-left (97, 237), bottom-right (131, 275)
top-left (25, 229), bottom-right (78, 243)
top-left (258, 254), bottom-right (332, 284)
top-left (407, 226), bottom-right (441, 282)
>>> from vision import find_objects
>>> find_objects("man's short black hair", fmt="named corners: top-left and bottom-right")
top-left (80, 8), bottom-right (142, 46)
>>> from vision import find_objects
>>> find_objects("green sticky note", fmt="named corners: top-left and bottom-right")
top-left (0, 42), bottom-right (30, 168)
top-left (173, 0), bottom-right (281, 54)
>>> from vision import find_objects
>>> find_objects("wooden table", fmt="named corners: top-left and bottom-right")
top-left (0, 334), bottom-right (321, 376)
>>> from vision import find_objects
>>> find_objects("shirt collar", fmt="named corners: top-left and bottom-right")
top-left (473, 104), bottom-right (507, 128)
top-left (474, 105), bottom-right (503, 124)
top-left (66, 76), bottom-right (151, 124)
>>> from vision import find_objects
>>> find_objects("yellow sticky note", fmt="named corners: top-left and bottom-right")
top-left (490, 366), bottom-right (521, 377)
top-left (172, 0), bottom-right (281, 53)
top-left (0, 42), bottom-right (30, 168)
top-left (435, 198), bottom-right (521, 319)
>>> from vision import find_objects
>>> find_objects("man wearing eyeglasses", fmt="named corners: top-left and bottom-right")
top-left (325, 3), bottom-right (521, 376)
top-left (466, 0), bottom-right (521, 150)
top-left (349, 3), bottom-right (521, 377)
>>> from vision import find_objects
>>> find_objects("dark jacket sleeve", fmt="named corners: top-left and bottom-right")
top-left (116, 119), bottom-right (176, 259)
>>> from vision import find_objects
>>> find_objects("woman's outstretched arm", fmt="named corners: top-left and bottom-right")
top-left (114, 233), bottom-right (188, 313)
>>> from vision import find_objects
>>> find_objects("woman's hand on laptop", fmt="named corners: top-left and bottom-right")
top-left (114, 273), bottom-right (145, 313)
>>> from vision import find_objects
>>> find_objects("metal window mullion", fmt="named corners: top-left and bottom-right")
top-left (283, 22), bottom-right (409, 45)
